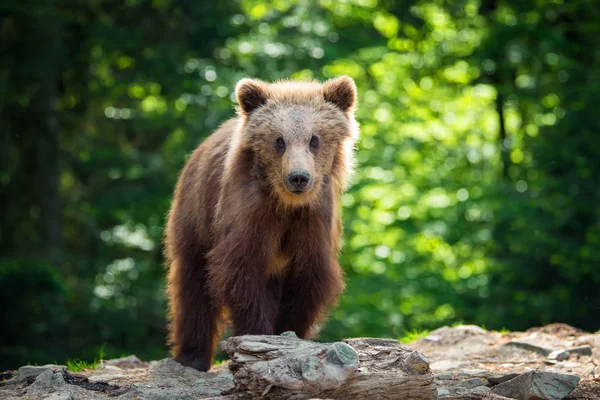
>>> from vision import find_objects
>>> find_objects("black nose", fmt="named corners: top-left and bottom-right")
top-left (287, 170), bottom-right (311, 191)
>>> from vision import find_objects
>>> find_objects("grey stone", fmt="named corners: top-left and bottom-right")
top-left (425, 334), bottom-right (443, 343)
top-left (548, 349), bottom-right (569, 361)
top-left (193, 371), bottom-right (234, 397)
top-left (16, 364), bottom-right (66, 381)
top-left (488, 373), bottom-right (520, 384)
top-left (325, 342), bottom-right (359, 367)
top-left (491, 370), bottom-right (579, 400)
top-left (470, 385), bottom-right (491, 394)
top-left (29, 369), bottom-right (66, 390)
top-left (142, 358), bottom-right (234, 398)
top-left (505, 341), bottom-right (553, 356)
top-left (87, 373), bottom-right (127, 383)
top-left (122, 382), bottom-right (197, 400)
top-left (454, 377), bottom-right (488, 389)
top-left (45, 392), bottom-right (74, 400)
top-left (437, 379), bottom-right (490, 399)
top-left (434, 372), bottom-right (455, 380)
top-left (567, 346), bottom-right (592, 356)
top-left (406, 350), bottom-right (430, 374)
top-left (456, 368), bottom-right (489, 377)
top-left (103, 355), bottom-right (145, 369)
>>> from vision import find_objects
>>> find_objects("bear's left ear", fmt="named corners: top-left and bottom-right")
top-left (236, 78), bottom-right (269, 114)
top-left (322, 75), bottom-right (357, 113)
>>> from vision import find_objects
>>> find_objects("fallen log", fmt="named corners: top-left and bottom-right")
top-left (221, 331), bottom-right (436, 399)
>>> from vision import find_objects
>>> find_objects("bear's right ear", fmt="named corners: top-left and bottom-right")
top-left (236, 78), bottom-right (269, 114)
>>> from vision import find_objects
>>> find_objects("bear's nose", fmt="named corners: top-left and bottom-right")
top-left (287, 170), bottom-right (311, 192)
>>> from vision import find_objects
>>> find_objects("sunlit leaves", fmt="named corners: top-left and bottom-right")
top-left (4, 0), bottom-right (600, 370)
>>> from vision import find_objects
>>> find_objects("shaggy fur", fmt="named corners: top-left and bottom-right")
top-left (164, 76), bottom-right (359, 371)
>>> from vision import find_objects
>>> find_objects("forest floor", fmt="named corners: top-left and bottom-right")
top-left (0, 323), bottom-right (598, 399)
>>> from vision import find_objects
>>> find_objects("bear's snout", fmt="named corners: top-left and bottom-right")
top-left (286, 170), bottom-right (312, 193)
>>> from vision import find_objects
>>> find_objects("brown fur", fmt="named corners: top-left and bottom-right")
top-left (164, 76), bottom-right (359, 371)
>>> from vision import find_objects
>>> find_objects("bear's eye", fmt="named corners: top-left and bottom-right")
top-left (275, 137), bottom-right (286, 153)
top-left (309, 135), bottom-right (320, 151)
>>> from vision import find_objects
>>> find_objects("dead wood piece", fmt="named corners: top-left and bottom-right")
top-left (221, 332), bottom-right (436, 399)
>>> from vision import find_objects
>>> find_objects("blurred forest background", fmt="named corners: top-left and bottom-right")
top-left (1, 0), bottom-right (599, 370)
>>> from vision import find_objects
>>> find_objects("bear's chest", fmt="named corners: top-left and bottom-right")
top-left (265, 251), bottom-right (291, 277)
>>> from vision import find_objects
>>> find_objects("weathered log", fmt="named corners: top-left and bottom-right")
top-left (221, 332), bottom-right (436, 399)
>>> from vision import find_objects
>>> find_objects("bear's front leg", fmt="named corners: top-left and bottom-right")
top-left (207, 202), bottom-right (283, 336)
top-left (275, 205), bottom-right (344, 337)
top-left (276, 258), bottom-right (344, 338)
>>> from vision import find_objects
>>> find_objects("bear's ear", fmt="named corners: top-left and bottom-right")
top-left (236, 78), bottom-right (269, 114)
top-left (322, 75), bottom-right (357, 113)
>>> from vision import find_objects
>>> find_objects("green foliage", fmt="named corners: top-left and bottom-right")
top-left (66, 359), bottom-right (99, 372)
top-left (66, 345), bottom-right (106, 371)
top-left (400, 329), bottom-right (431, 344)
top-left (1, 0), bottom-right (599, 370)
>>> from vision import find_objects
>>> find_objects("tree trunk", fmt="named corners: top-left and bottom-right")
top-left (0, 5), bottom-right (63, 261)
top-left (221, 332), bottom-right (436, 399)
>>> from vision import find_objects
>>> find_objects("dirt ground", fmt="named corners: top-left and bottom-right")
top-left (1, 323), bottom-right (598, 399)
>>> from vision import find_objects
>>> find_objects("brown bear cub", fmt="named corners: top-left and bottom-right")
top-left (164, 76), bottom-right (359, 371)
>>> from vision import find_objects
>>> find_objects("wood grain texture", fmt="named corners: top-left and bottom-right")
top-left (221, 332), bottom-right (436, 399)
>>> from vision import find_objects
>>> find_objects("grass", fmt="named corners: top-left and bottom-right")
top-left (66, 344), bottom-right (106, 372)
top-left (400, 329), bottom-right (430, 344)
top-left (66, 358), bottom-right (100, 372)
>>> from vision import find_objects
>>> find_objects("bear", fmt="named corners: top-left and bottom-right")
top-left (164, 75), bottom-right (359, 371)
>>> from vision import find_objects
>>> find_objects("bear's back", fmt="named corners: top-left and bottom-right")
top-left (174, 118), bottom-right (239, 242)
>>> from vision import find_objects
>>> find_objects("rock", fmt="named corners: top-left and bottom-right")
top-left (454, 377), bottom-right (488, 389)
top-left (456, 369), bottom-right (490, 378)
top-left (2, 325), bottom-right (595, 399)
top-left (488, 373), bottom-right (520, 384)
top-left (88, 373), bottom-right (127, 383)
top-left (423, 325), bottom-right (488, 346)
top-left (491, 370), bottom-right (579, 400)
top-left (194, 370), bottom-right (235, 397)
top-left (547, 349), bottom-right (569, 361)
top-left (425, 334), bottom-right (443, 343)
top-left (103, 355), bottom-right (146, 369)
top-left (566, 346), bottom-right (592, 356)
top-left (45, 393), bottom-right (74, 400)
top-left (20, 369), bottom-right (80, 400)
top-left (118, 358), bottom-right (235, 399)
top-left (505, 341), bottom-right (554, 356)
top-left (29, 369), bottom-right (66, 390)
top-left (436, 378), bottom-right (490, 399)
top-left (406, 350), bottom-right (431, 374)
top-left (16, 364), bottom-right (66, 382)
top-left (435, 372), bottom-right (455, 380)
top-left (122, 382), bottom-right (198, 400)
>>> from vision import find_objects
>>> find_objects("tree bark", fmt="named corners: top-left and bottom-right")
top-left (221, 332), bottom-right (436, 399)
top-left (0, 5), bottom-right (63, 261)
top-left (494, 87), bottom-right (510, 179)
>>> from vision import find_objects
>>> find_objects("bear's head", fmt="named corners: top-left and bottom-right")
top-left (230, 76), bottom-right (359, 208)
